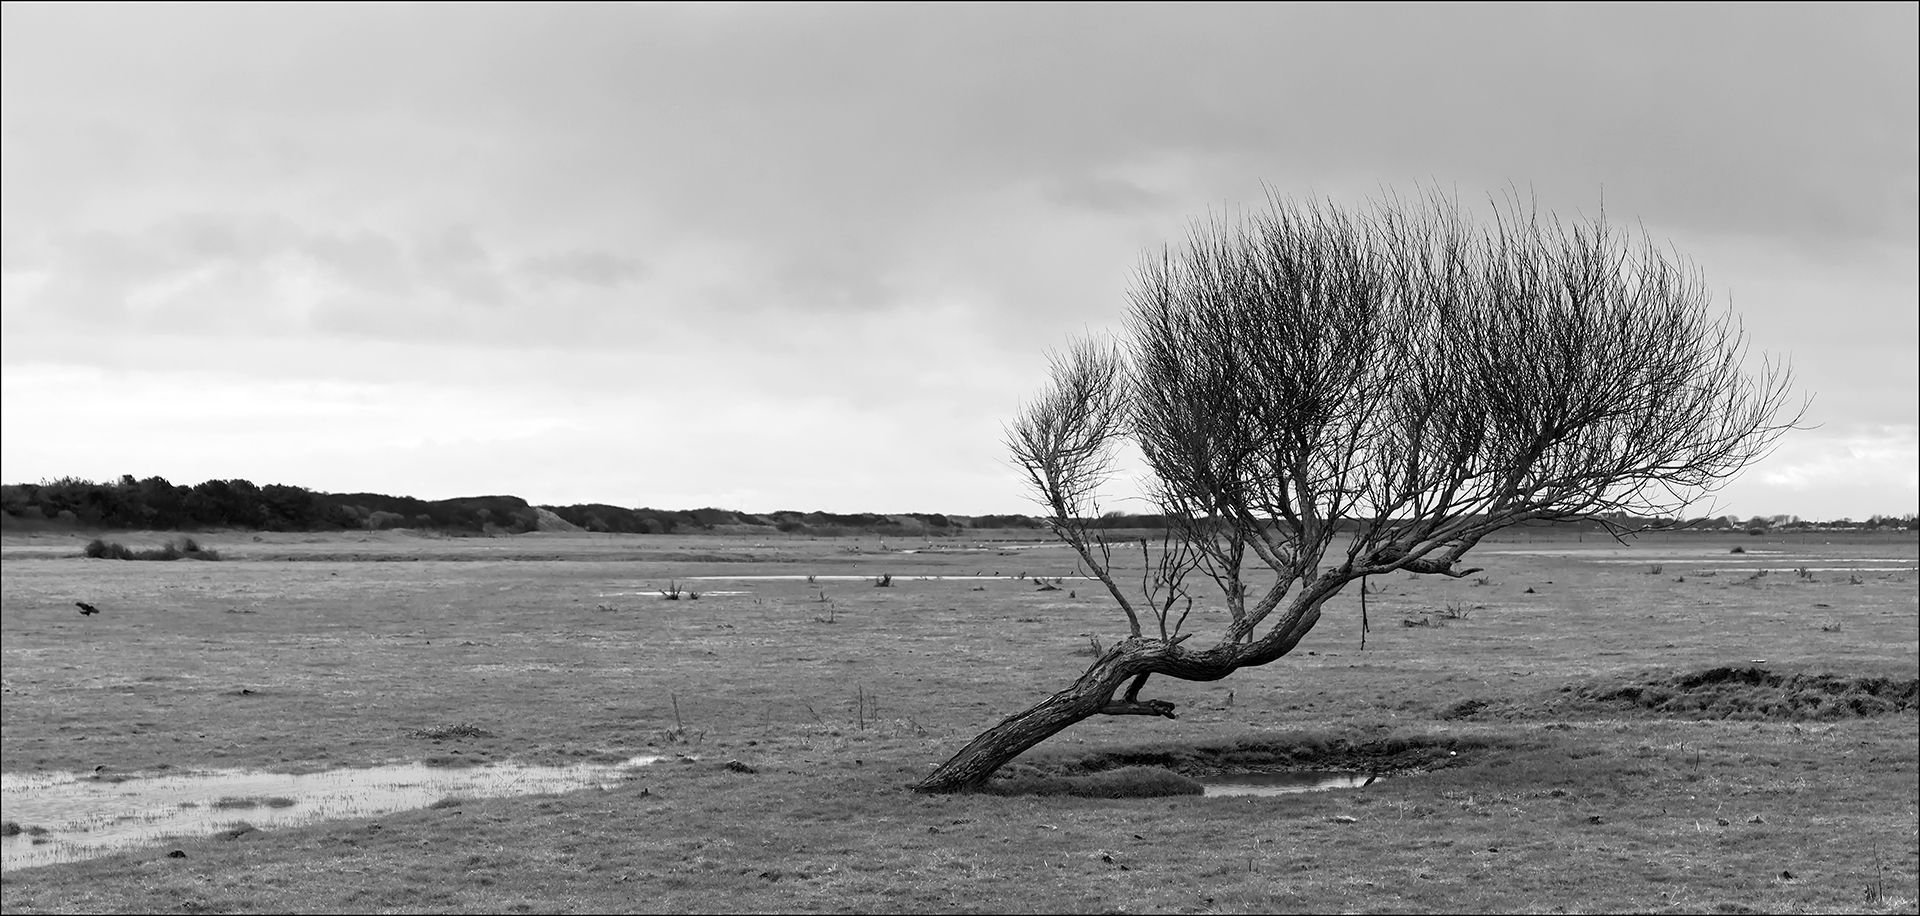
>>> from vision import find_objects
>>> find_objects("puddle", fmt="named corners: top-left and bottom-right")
top-left (596, 590), bottom-right (753, 597)
top-left (1485, 548), bottom-right (1793, 557)
top-left (1200, 770), bottom-right (1380, 797)
top-left (0, 756), bottom-right (660, 871)
top-left (1716, 566), bottom-right (1915, 573)
top-left (675, 574), bottom-right (1085, 582)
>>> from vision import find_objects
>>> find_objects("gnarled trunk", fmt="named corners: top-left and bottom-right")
top-left (914, 623), bottom-right (1315, 793)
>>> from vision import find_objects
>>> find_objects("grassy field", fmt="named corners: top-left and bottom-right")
top-left (1, 526), bottom-right (1915, 914)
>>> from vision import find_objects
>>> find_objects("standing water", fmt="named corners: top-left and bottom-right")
top-left (1199, 770), bottom-right (1379, 797)
top-left (1, 756), bottom-right (661, 871)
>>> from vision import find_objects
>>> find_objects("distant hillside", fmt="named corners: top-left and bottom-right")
top-left (0, 476), bottom-right (1045, 536)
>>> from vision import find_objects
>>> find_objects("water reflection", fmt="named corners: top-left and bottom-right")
top-left (0, 756), bottom-right (659, 871)
top-left (1200, 770), bottom-right (1378, 797)
top-left (675, 574), bottom-right (1078, 581)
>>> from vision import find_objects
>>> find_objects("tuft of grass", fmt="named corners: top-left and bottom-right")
top-left (84, 537), bottom-right (221, 561)
top-left (406, 722), bottom-right (496, 740)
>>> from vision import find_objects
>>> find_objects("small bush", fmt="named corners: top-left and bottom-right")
top-left (85, 537), bottom-right (221, 561)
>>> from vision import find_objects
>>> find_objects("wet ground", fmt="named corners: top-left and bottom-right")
top-left (1, 755), bottom-right (660, 870)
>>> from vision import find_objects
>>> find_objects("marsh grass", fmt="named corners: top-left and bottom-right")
top-left (209, 796), bottom-right (280, 810)
top-left (1, 528), bottom-right (1915, 913)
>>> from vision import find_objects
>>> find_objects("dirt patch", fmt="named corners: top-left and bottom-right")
top-left (1565, 666), bottom-right (1918, 720)
top-left (986, 730), bottom-right (1483, 797)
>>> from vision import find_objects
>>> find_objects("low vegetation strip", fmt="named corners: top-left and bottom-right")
top-left (1568, 666), bottom-right (1918, 720)
top-left (81, 537), bottom-right (221, 561)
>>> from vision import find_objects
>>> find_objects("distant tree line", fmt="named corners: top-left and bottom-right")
top-left (3, 476), bottom-right (1908, 536)
top-left (0, 476), bottom-right (1048, 535)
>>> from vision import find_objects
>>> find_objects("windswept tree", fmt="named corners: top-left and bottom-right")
top-left (915, 189), bottom-right (1802, 794)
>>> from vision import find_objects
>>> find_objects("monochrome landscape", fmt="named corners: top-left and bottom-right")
top-left (3, 3), bottom-right (1916, 914)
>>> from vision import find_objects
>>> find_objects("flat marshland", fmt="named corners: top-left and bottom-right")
top-left (1, 527), bottom-right (1915, 914)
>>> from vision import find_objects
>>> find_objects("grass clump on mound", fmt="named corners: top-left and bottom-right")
top-left (84, 537), bottom-right (221, 561)
top-left (982, 765), bottom-right (1205, 798)
top-left (1573, 665), bottom-right (1918, 720)
top-left (979, 728), bottom-right (1488, 797)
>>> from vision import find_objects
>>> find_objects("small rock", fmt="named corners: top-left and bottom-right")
top-left (723, 760), bottom-right (758, 774)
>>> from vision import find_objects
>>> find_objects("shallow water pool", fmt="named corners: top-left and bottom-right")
top-left (0, 755), bottom-right (661, 871)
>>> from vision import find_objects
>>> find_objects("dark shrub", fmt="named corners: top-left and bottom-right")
top-left (83, 537), bottom-right (219, 561)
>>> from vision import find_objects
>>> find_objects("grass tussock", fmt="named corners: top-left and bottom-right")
top-left (84, 537), bottom-right (221, 561)
top-left (982, 765), bottom-right (1206, 798)
top-left (406, 722), bottom-right (496, 740)
top-left (1571, 665), bottom-right (1919, 720)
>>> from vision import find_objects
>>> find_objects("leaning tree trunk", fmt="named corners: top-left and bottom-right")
top-left (912, 631), bottom-right (1302, 794)
top-left (913, 662), bottom-right (1135, 794)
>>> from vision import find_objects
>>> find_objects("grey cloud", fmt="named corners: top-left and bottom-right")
top-left (518, 249), bottom-right (644, 289)
top-left (302, 230), bottom-right (413, 295)
top-left (1043, 176), bottom-right (1169, 215)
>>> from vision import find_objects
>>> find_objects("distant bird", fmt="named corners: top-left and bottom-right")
top-left (75, 602), bottom-right (99, 616)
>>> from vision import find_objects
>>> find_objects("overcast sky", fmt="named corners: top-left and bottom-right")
top-left (3, 2), bottom-right (1914, 520)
